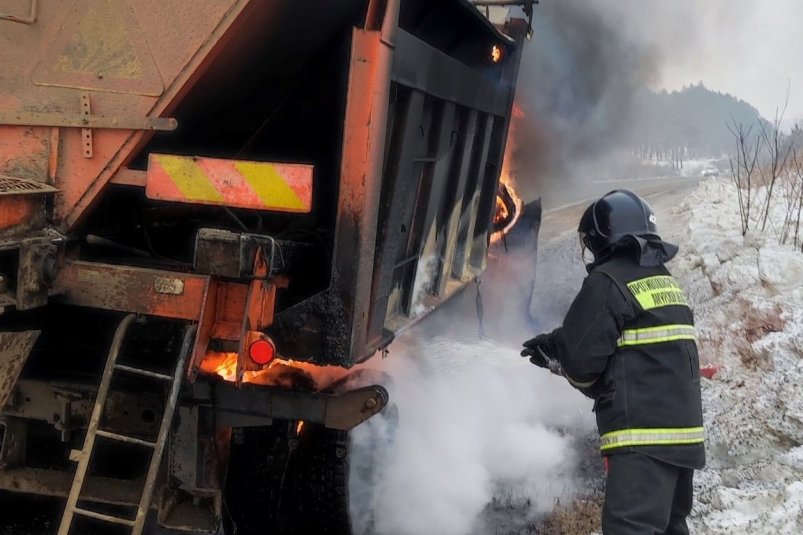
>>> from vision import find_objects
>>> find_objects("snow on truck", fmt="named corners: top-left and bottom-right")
top-left (0, 0), bottom-right (532, 533)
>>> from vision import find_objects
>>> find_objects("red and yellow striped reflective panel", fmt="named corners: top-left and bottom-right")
top-left (145, 154), bottom-right (313, 213)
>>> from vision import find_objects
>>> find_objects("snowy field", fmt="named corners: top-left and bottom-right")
top-left (670, 178), bottom-right (803, 534)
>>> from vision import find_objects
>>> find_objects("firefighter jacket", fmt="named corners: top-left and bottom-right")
top-left (550, 246), bottom-right (705, 469)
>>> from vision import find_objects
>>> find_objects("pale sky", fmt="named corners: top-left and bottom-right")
top-left (604, 0), bottom-right (803, 123)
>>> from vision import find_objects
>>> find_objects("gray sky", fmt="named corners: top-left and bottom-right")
top-left (605, 0), bottom-right (803, 123)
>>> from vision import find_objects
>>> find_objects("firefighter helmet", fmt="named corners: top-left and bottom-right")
top-left (578, 190), bottom-right (658, 259)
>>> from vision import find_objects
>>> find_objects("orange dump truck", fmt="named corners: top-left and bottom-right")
top-left (0, 0), bottom-right (531, 532)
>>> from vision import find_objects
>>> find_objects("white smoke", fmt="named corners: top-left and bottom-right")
top-left (349, 334), bottom-right (594, 535)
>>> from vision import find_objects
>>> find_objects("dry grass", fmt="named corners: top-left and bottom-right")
top-left (532, 497), bottom-right (603, 535)
top-left (734, 298), bottom-right (785, 370)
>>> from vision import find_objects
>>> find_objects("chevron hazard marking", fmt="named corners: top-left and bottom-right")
top-left (146, 154), bottom-right (313, 213)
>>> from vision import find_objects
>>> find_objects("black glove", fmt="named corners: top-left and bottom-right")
top-left (520, 331), bottom-right (559, 368)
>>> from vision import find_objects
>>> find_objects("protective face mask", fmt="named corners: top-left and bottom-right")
top-left (579, 233), bottom-right (595, 265)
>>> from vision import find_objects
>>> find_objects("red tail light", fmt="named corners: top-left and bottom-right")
top-left (248, 338), bottom-right (275, 365)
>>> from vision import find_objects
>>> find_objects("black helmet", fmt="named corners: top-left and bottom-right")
top-left (578, 190), bottom-right (659, 258)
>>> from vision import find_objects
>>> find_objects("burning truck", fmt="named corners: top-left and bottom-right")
top-left (0, 0), bottom-right (533, 533)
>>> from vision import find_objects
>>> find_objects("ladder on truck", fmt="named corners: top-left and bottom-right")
top-left (58, 314), bottom-right (196, 535)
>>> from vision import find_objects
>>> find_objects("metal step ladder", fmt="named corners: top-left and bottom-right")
top-left (58, 314), bottom-right (196, 535)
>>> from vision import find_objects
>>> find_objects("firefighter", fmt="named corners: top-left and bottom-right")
top-left (521, 190), bottom-right (704, 535)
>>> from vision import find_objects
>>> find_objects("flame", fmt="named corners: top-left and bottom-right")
top-left (491, 44), bottom-right (503, 63)
top-left (199, 351), bottom-right (352, 391)
top-left (200, 351), bottom-right (239, 380)
top-left (490, 102), bottom-right (525, 243)
top-left (296, 420), bottom-right (305, 434)
top-left (512, 102), bottom-right (525, 120)
top-left (494, 186), bottom-right (512, 226)
top-left (491, 174), bottom-right (523, 244)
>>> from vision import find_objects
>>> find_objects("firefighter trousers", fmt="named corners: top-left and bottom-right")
top-left (602, 452), bottom-right (694, 535)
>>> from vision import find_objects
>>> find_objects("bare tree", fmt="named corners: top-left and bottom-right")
top-left (727, 120), bottom-right (761, 235)
top-left (756, 104), bottom-right (794, 232)
top-left (792, 153), bottom-right (803, 250)
top-left (778, 154), bottom-right (802, 245)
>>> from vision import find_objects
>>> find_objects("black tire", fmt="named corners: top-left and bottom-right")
top-left (223, 423), bottom-right (294, 535)
top-left (223, 370), bottom-right (396, 535)
top-left (280, 423), bottom-right (352, 535)
top-left (222, 421), bottom-right (353, 535)
top-left (281, 398), bottom-right (398, 535)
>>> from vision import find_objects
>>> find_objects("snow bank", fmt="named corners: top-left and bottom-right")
top-left (671, 178), bottom-right (803, 533)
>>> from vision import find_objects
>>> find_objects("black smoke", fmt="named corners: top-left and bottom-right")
top-left (510, 0), bottom-right (659, 200)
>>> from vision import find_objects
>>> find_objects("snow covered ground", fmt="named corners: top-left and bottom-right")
top-left (669, 178), bottom-right (803, 533)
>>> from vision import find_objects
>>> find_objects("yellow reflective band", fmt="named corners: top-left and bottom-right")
top-left (600, 427), bottom-right (705, 451)
top-left (617, 324), bottom-right (696, 347)
top-left (627, 275), bottom-right (689, 310)
top-left (234, 161), bottom-right (309, 212)
top-left (154, 154), bottom-right (224, 204)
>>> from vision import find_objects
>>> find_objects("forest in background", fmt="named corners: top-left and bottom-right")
top-left (625, 83), bottom-right (768, 165)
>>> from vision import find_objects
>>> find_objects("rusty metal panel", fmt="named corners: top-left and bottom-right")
top-left (0, 124), bottom-right (51, 186)
top-left (0, 0), bottom-right (38, 24)
top-left (31, 0), bottom-right (164, 96)
top-left (0, 196), bottom-right (42, 236)
top-left (0, 110), bottom-right (176, 131)
top-left (0, 330), bottom-right (39, 409)
top-left (54, 260), bottom-right (209, 320)
top-left (0, 143), bottom-right (54, 238)
top-left (145, 154), bottom-right (313, 213)
top-left (0, 0), bottom-right (251, 230)
top-left (319, 21), bottom-right (397, 360)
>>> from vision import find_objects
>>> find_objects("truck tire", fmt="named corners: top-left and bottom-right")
top-left (223, 424), bottom-right (293, 535)
top-left (223, 422), bottom-right (352, 535)
top-left (280, 423), bottom-right (352, 535)
top-left (224, 370), bottom-right (396, 535)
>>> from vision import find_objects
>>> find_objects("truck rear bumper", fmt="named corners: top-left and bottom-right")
top-left (190, 378), bottom-right (389, 431)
